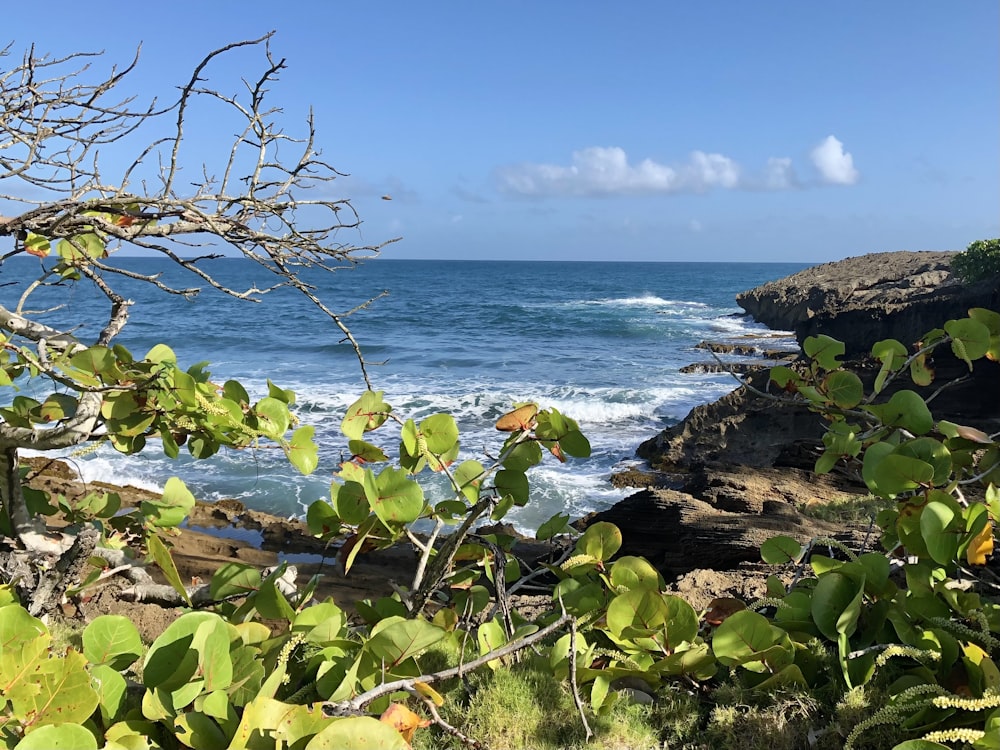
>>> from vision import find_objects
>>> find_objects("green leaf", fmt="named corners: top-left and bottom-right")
top-left (810, 571), bottom-right (865, 640)
top-left (871, 338), bottom-right (908, 393)
top-left (865, 389), bottom-right (934, 435)
top-left (144, 344), bottom-right (177, 364)
top-left (348, 440), bottom-right (389, 463)
top-left (871, 453), bottom-right (934, 496)
top-left (559, 429), bottom-right (591, 458)
top-left (141, 476), bottom-right (195, 528)
top-left (23, 232), bottom-right (51, 258)
top-left (453, 460), bottom-right (485, 503)
top-left (331, 481), bottom-right (370, 525)
top-left (32, 393), bottom-right (79, 423)
top-left (920, 496), bottom-right (961, 565)
top-left (760, 535), bottom-right (802, 564)
top-left (944, 317), bottom-right (991, 368)
top-left (895, 437), bottom-right (951, 486)
top-left (303, 716), bottom-right (409, 750)
top-left (266, 379), bottom-right (296, 404)
top-left (608, 556), bottom-right (664, 591)
top-left (341, 391), bottom-right (391, 441)
top-left (209, 563), bottom-right (262, 600)
top-left (147, 533), bottom-right (191, 606)
top-left (804, 334), bottom-right (845, 370)
top-left (969, 307), bottom-right (1000, 361)
top-left (494, 469), bottom-right (529, 506)
top-left (823, 370), bottom-right (864, 409)
top-left (287, 425), bottom-right (319, 475)
top-left (14, 724), bottom-right (98, 749)
top-left (420, 413), bottom-right (459, 454)
top-left (575, 522), bottom-right (622, 562)
top-left (711, 609), bottom-right (791, 672)
top-left (502, 440), bottom-right (543, 471)
top-left (606, 589), bottom-right (668, 638)
top-left (255, 397), bottom-right (291, 439)
top-left (365, 617), bottom-right (446, 668)
top-left (536, 512), bottom-right (572, 541)
top-left (83, 615), bottom-right (143, 670)
top-left (90, 663), bottom-right (128, 726)
top-left (369, 467), bottom-right (424, 526)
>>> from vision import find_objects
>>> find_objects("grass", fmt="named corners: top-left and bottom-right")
top-left (408, 641), bottom-right (903, 750)
top-left (797, 492), bottom-right (894, 526)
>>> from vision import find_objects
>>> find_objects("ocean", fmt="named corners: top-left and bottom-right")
top-left (2, 257), bottom-right (807, 532)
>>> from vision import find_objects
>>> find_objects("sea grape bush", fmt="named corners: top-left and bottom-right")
top-left (952, 238), bottom-right (1000, 283)
top-left (756, 307), bottom-right (1000, 749)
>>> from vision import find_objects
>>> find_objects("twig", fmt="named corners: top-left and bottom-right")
top-left (562, 593), bottom-right (593, 741)
top-left (322, 611), bottom-right (572, 715)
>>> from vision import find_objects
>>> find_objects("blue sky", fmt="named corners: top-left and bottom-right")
top-left (4, 2), bottom-right (998, 262)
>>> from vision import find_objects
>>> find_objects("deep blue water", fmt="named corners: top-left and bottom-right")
top-left (1, 258), bottom-right (807, 530)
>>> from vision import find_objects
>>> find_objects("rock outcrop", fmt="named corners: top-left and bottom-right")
top-left (594, 250), bottom-right (1000, 593)
top-left (736, 251), bottom-right (999, 355)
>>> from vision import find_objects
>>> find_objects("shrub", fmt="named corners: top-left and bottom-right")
top-left (952, 238), bottom-right (1000, 282)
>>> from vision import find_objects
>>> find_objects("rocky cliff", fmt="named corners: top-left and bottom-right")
top-left (586, 250), bottom-right (1000, 604)
top-left (736, 251), bottom-right (999, 356)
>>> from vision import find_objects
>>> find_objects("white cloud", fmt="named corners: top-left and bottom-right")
top-left (762, 157), bottom-right (797, 190)
top-left (810, 135), bottom-right (859, 185)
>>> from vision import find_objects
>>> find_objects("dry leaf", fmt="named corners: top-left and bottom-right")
top-left (495, 404), bottom-right (538, 432)
top-left (380, 702), bottom-right (430, 744)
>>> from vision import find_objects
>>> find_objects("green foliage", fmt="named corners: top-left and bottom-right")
top-left (758, 309), bottom-right (1000, 749)
top-left (952, 238), bottom-right (1000, 283)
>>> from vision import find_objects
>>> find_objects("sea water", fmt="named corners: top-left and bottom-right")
top-left (1, 257), bottom-right (807, 531)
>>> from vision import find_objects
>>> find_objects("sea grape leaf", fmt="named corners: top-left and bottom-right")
top-left (147, 533), bottom-right (191, 606)
top-left (760, 535), bottom-right (802, 564)
top-left (366, 617), bottom-right (446, 668)
top-left (871, 338), bottom-right (908, 393)
top-left (864, 389), bottom-right (933, 435)
top-left (804, 334), bottom-right (845, 371)
top-left (494, 469), bottom-right (529, 506)
top-left (331, 481), bottom-right (370, 525)
top-left (83, 615), bottom-right (143, 671)
top-left (895, 437), bottom-right (951, 486)
top-left (341, 391), bottom-right (391, 440)
top-left (266, 379), bottom-right (296, 404)
top-left (501, 440), bottom-right (542, 471)
top-left (420, 413), bottom-right (459, 454)
top-left (141, 476), bottom-right (195, 528)
top-left (823, 370), bottom-right (864, 409)
top-left (944, 317), bottom-right (991, 369)
top-left (348, 440), bottom-right (389, 463)
top-left (871, 453), bottom-right (934, 497)
top-left (609, 556), bottom-right (664, 591)
top-left (909, 351), bottom-right (934, 386)
top-left (576, 521), bottom-right (622, 562)
top-left (606, 589), bottom-right (668, 638)
top-left (10, 648), bottom-right (99, 731)
top-left (368, 467), bottom-right (424, 526)
top-left (287, 425), bottom-right (319, 475)
top-left (210, 563), bottom-right (262, 600)
top-left (919, 494), bottom-right (962, 565)
top-left (810, 571), bottom-right (865, 641)
top-left (536, 512), bottom-right (573, 541)
top-left (13, 724), bottom-right (98, 749)
top-left (255, 397), bottom-right (291, 439)
top-left (90, 663), bottom-right (127, 726)
top-left (303, 715), bottom-right (409, 750)
top-left (453, 460), bottom-right (485, 503)
top-left (31, 393), bottom-right (79, 423)
top-left (969, 307), bottom-right (1000, 361)
top-left (495, 403), bottom-right (538, 432)
top-left (711, 610), bottom-right (790, 672)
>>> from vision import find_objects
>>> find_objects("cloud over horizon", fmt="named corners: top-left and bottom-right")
top-left (496, 138), bottom-right (858, 196)
top-left (810, 135), bottom-right (860, 185)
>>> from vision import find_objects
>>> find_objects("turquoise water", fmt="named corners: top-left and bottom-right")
top-left (1, 258), bottom-right (807, 530)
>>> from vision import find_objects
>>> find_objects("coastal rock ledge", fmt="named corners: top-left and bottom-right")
top-left (736, 250), bottom-right (999, 355)
top-left (593, 250), bottom-right (1000, 606)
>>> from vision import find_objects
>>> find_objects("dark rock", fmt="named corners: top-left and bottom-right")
top-left (736, 251), bottom-right (999, 355)
top-left (576, 488), bottom-right (858, 578)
